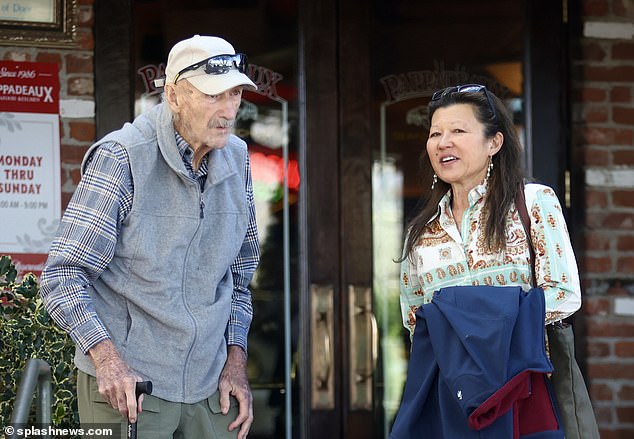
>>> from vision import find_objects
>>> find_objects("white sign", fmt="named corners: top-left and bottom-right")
top-left (0, 61), bottom-right (60, 275)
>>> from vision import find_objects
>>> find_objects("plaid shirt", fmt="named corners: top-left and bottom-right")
top-left (40, 132), bottom-right (259, 353)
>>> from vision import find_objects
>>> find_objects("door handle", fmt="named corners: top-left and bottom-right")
top-left (349, 285), bottom-right (377, 410)
top-left (311, 284), bottom-right (335, 409)
top-left (314, 309), bottom-right (332, 391)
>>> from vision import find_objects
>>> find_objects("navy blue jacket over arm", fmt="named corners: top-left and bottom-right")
top-left (390, 286), bottom-right (564, 439)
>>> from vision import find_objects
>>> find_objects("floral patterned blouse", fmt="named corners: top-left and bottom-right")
top-left (400, 182), bottom-right (582, 337)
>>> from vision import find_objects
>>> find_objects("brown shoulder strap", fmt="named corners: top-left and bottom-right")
top-left (516, 183), bottom-right (536, 287)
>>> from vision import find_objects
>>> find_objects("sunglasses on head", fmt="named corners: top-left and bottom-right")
top-left (431, 84), bottom-right (497, 122)
top-left (174, 53), bottom-right (248, 83)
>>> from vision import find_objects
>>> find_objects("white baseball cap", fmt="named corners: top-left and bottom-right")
top-left (160, 35), bottom-right (257, 95)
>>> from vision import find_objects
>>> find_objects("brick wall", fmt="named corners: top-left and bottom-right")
top-left (574, 0), bottom-right (634, 437)
top-left (0, 0), bottom-right (96, 209)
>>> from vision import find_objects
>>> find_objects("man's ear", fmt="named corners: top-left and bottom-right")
top-left (164, 84), bottom-right (179, 112)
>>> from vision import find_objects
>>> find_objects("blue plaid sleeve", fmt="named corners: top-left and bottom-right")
top-left (39, 142), bottom-right (133, 354)
top-left (226, 153), bottom-right (260, 352)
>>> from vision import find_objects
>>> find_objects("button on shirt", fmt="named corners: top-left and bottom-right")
top-left (399, 183), bottom-right (581, 337)
top-left (40, 132), bottom-right (259, 353)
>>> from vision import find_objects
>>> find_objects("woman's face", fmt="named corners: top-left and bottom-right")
top-left (426, 103), bottom-right (502, 193)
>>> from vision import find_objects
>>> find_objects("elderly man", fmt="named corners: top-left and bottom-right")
top-left (40, 35), bottom-right (260, 439)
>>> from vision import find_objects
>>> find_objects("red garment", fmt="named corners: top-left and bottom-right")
top-left (469, 370), bottom-right (560, 438)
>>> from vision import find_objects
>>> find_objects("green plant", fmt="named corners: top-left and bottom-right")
top-left (0, 255), bottom-right (79, 427)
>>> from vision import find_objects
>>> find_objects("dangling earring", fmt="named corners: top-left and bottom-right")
top-left (486, 157), bottom-right (493, 181)
top-left (431, 173), bottom-right (437, 190)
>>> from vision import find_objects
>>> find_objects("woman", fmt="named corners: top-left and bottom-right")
top-left (391, 84), bottom-right (584, 438)
top-left (399, 84), bottom-right (581, 337)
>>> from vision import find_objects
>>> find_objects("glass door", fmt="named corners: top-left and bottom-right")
top-left (131, 2), bottom-right (299, 438)
top-left (369, 1), bottom-right (527, 435)
top-left (98, 1), bottom-right (567, 437)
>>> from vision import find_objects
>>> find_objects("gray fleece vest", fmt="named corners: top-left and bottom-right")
top-left (74, 102), bottom-right (249, 403)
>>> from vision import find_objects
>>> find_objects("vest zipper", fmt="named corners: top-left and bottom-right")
top-left (199, 194), bottom-right (205, 218)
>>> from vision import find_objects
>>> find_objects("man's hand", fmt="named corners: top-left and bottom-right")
top-left (88, 339), bottom-right (145, 422)
top-left (219, 345), bottom-right (253, 439)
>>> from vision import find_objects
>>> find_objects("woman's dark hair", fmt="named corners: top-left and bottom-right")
top-left (398, 86), bottom-right (526, 262)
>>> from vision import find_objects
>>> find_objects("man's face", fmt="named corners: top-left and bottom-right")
top-left (167, 80), bottom-right (243, 150)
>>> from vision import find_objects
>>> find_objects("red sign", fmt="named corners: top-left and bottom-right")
top-left (0, 61), bottom-right (59, 114)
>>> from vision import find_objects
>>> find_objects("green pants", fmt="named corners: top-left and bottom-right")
top-left (77, 370), bottom-right (240, 439)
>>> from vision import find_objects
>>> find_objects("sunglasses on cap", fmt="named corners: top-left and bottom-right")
top-left (431, 84), bottom-right (498, 122)
top-left (173, 53), bottom-right (248, 83)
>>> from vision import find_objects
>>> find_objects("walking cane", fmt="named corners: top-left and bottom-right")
top-left (127, 381), bottom-right (152, 439)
